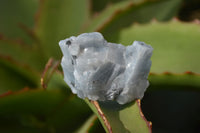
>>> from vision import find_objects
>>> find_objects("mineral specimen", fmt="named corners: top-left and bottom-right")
top-left (59, 32), bottom-right (153, 104)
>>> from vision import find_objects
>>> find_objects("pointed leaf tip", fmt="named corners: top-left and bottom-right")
top-left (41, 58), bottom-right (60, 89)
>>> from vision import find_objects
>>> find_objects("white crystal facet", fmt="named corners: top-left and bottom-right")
top-left (59, 32), bottom-right (153, 104)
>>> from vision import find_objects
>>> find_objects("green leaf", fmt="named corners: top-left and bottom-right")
top-left (46, 70), bottom-right (70, 92)
top-left (102, 0), bottom-right (182, 42)
top-left (90, 0), bottom-right (121, 13)
top-left (0, 89), bottom-right (91, 133)
top-left (85, 100), bottom-right (151, 133)
top-left (75, 114), bottom-right (97, 133)
top-left (118, 20), bottom-right (200, 73)
top-left (41, 58), bottom-right (60, 89)
top-left (45, 95), bottom-right (92, 133)
top-left (85, 0), bottom-right (138, 32)
top-left (86, 117), bottom-right (105, 133)
top-left (0, 55), bottom-right (40, 94)
top-left (149, 73), bottom-right (200, 91)
top-left (35, 0), bottom-right (91, 59)
top-left (0, 37), bottom-right (46, 71)
top-left (0, 0), bottom-right (39, 44)
top-left (90, 0), bottom-right (145, 13)
top-left (0, 66), bottom-right (29, 94)
top-left (40, 58), bottom-right (72, 96)
top-left (76, 114), bottom-right (105, 133)
top-left (86, 0), bottom-right (182, 42)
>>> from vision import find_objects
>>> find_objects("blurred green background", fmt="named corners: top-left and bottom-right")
top-left (0, 0), bottom-right (200, 133)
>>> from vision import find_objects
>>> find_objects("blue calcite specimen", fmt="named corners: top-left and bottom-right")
top-left (59, 32), bottom-right (153, 104)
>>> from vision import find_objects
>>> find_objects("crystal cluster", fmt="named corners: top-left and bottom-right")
top-left (59, 32), bottom-right (153, 104)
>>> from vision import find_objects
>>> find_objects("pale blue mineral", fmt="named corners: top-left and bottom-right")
top-left (59, 32), bottom-right (153, 104)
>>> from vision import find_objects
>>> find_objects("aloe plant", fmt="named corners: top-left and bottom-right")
top-left (0, 0), bottom-right (200, 132)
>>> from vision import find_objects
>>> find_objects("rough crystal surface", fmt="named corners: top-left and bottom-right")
top-left (59, 32), bottom-right (153, 104)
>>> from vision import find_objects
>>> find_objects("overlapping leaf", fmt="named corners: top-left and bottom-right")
top-left (35, 0), bottom-right (91, 59)
top-left (0, 89), bottom-right (91, 133)
top-left (86, 0), bottom-right (182, 42)
top-left (0, 55), bottom-right (40, 93)
top-left (118, 20), bottom-right (200, 73)
top-left (0, 0), bottom-right (38, 44)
